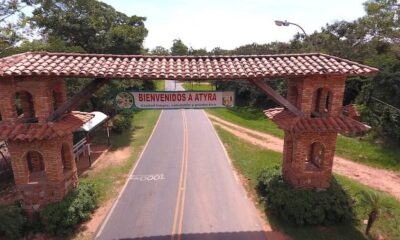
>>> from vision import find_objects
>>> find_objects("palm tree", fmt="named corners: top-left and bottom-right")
top-left (359, 190), bottom-right (390, 236)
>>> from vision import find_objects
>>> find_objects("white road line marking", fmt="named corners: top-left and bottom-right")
top-left (95, 110), bottom-right (164, 239)
top-left (130, 174), bottom-right (166, 182)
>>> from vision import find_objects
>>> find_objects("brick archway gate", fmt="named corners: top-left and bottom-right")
top-left (0, 52), bottom-right (378, 211)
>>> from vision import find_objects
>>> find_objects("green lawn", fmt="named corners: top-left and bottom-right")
top-left (80, 110), bottom-right (161, 203)
top-left (182, 81), bottom-right (215, 91)
top-left (154, 80), bottom-right (165, 91)
top-left (208, 107), bottom-right (400, 172)
top-left (215, 126), bottom-right (400, 240)
top-left (208, 107), bottom-right (284, 138)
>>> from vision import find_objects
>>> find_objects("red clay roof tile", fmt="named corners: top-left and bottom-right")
top-left (263, 108), bottom-right (370, 134)
top-left (342, 104), bottom-right (361, 118)
top-left (0, 52), bottom-right (378, 80)
top-left (0, 111), bottom-right (93, 142)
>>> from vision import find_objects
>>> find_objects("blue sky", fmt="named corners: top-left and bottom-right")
top-left (100, 0), bottom-right (367, 51)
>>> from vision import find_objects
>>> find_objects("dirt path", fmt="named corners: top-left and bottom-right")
top-left (208, 113), bottom-right (400, 200)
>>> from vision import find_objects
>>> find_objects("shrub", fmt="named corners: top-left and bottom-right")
top-left (257, 167), bottom-right (355, 226)
top-left (40, 182), bottom-right (98, 237)
top-left (0, 203), bottom-right (26, 239)
top-left (112, 112), bottom-right (134, 134)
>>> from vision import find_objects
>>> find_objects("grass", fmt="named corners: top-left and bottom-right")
top-left (80, 110), bottom-right (161, 203)
top-left (208, 107), bottom-right (284, 138)
top-left (182, 81), bottom-right (215, 91)
top-left (208, 107), bottom-right (400, 172)
top-left (154, 80), bottom-right (165, 91)
top-left (215, 126), bottom-right (400, 240)
top-left (336, 135), bottom-right (400, 170)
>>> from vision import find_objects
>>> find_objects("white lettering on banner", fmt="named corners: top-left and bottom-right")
top-left (118, 91), bottom-right (235, 110)
top-left (131, 174), bottom-right (166, 182)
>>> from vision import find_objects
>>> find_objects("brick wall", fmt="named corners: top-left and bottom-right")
top-left (0, 77), bottom-right (78, 211)
top-left (283, 75), bottom-right (346, 189)
top-left (0, 77), bottom-right (66, 122)
top-left (287, 76), bottom-right (346, 117)
top-left (283, 131), bottom-right (337, 189)
top-left (7, 134), bottom-right (78, 211)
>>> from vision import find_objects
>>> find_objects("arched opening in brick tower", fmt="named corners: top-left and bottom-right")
top-left (26, 150), bottom-right (45, 182)
top-left (311, 88), bottom-right (332, 117)
top-left (61, 143), bottom-right (73, 173)
top-left (305, 142), bottom-right (325, 171)
top-left (15, 91), bottom-right (36, 122)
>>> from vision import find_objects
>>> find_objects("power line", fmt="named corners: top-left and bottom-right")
top-left (371, 96), bottom-right (400, 113)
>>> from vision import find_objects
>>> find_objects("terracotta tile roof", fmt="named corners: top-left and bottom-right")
top-left (264, 108), bottom-right (370, 134)
top-left (0, 52), bottom-right (378, 80)
top-left (0, 111), bottom-right (94, 141)
top-left (342, 104), bottom-right (361, 118)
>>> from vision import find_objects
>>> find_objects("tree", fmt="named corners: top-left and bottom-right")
top-left (171, 39), bottom-right (188, 55)
top-left (210, 47), bottom-right (228, 55)
top-left (359, 190), bottom-right (392, 236)
top-left (0, 0), bottom-right (33, 55)
top-left (151, 46), bottom-right (170, 55)
top-left (29, 0), bottom-right (148, 54)
top-left (189, 47), bottom-right (207, 56)
top-left (362, 0), bottom-right (400, 44)
top-left (21, 0), bottom-right (153, 115)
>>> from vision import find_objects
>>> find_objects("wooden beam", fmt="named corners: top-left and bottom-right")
top-left (48, 78), bottom-right (108, 122)
top-left (249, 78), bottom-right (304, 117)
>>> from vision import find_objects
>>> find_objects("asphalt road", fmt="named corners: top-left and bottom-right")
top-left (96, 81), bottom-right (266, 240)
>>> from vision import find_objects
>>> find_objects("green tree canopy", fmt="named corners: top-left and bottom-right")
top-left (171, 39), bottom-right (188, 55)
top-left (0, 0), bottom-right (33, 55)
top-left (151, 46), bottom-right (170, 55)
top-left (29, 0), bottom-right (148, 54)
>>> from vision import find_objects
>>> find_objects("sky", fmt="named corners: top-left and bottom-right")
top-left (101, 0), bottom-right (367, 51)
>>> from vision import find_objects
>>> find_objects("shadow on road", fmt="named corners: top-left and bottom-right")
top-left (117, 230), bottom-right (286, 240)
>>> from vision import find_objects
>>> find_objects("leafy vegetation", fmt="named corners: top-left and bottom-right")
top-left (0, 203), bottom-right (26, 239)
top-left (257, 167), bottom-right (354, 226)
top-left (154, 80), bottom-right (165, 91)
top-left (29, 0), bottom-right (148, 54)
top-left (358, 190), bottom-right (392, 235)
top-left (182, 81), bottom-right (216, 91)
top-left (214, 126), bottom-right (400, 240)
top-left (40, 183), bottom-right (98, 237)
top-left (111, 112), bottom-right (134, 134)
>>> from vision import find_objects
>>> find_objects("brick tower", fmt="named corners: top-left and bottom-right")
top-left (265, 75), bottom-right (369, 189)
top-left (0, 77), bottom-right (93, 212)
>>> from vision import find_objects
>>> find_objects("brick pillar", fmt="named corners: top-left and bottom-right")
top-left (61, 140), bottom-right (76, 172)
top-left (43, 143), bottom-right (64, 182)
top-left (35, 95), bottom-right (53, 123)
top-left (329, 76), bottom-right (346, 116)
top-left (0, 78), bottom-right (17, 121)
top-left (52, 79), bottom-right (67, 111)
top-left (282, 131), bottom-right (337, 189)
top-left (7, 142), bottom-right (29, 185)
